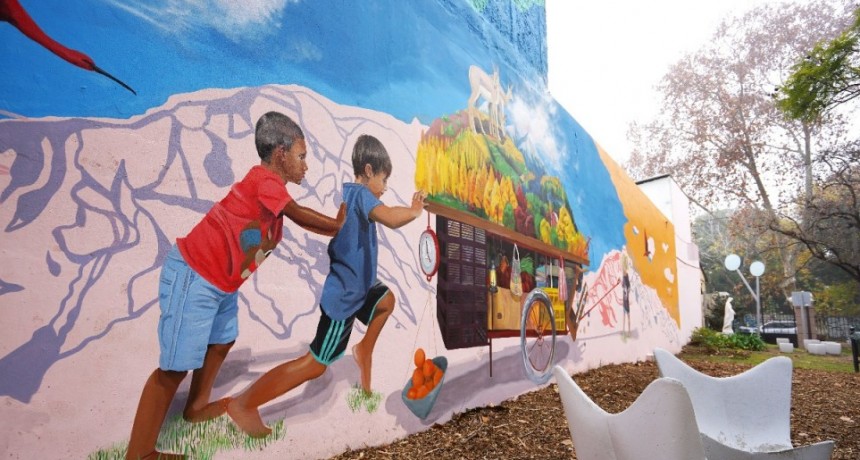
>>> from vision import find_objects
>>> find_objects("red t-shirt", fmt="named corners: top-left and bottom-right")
top-left (177, 165), bottom-right (292, 292)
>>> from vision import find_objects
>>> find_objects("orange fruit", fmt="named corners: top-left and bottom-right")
top-left (407, 387), bottom-right (418, 399)
top-left (433, 370), bottom-right (443, 386)
top-left (416, 385), bottom-right (430, 399)
top-left (412, 368), bottom-right (424, 387)
top-left (414, 348), bottom-right (425, 368)
top-left (423, 359), bottom-right (435, 378)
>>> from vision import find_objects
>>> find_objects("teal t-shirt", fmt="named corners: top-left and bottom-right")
top-left (320, 183), bottom-right (383, 321)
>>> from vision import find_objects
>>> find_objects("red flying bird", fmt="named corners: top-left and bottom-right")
top-left (1, 0), bottom-right (136, 95)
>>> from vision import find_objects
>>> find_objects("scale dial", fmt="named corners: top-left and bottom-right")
top-left (418, 228), bottom-right (440, 281)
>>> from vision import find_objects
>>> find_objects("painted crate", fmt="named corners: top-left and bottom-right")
top-left (542, 287), bottom-right (566, 332)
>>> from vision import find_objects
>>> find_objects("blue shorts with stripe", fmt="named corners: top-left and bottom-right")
top-left (310, 281), bottom-right (390, 365)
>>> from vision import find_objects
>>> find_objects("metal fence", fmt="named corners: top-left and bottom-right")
top-left (761, 313), bottom-right (796, 324)
top-left (815, 316), bottom-right (860, 341)
top-left (752, 313), bottom-right (860, 342)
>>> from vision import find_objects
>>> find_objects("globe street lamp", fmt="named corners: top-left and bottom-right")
top-left (724, 254), bottom-right (766, 331)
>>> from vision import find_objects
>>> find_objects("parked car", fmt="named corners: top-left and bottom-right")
top-left (759, 320), bottom-right (798, 346)
top-left (737, 321), bottom-right (798, 335)
top-left (761, 321), bottom-right (797, 335)
top-left (737, 324), bottom-right (759, 334)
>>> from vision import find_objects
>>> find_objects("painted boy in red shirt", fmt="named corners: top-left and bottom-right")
top-left (125, 112), bottom-right (345, 460)
top-left (226, 134), bottom-right (426, 438)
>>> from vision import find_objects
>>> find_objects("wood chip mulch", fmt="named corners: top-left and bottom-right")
top-left (331, 348), bottom-right (860, 459)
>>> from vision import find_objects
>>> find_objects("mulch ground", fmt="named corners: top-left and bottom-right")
top-left (331, 347), bottom-right (860, 459)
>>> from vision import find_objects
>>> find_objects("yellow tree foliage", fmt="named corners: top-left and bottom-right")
top-left (540, 176), bottom-right (564, 199)
top-left (459, 161), bottom-right (469, 202)
top-left (557, 206), bottom-right (575, 247)
top-left (567, 232), bottom-right (589, 261)
top-left (539, 218), bottom-right (552, 245)
top-left (465, 167), bottom-right (474, 206)
top-left (490, 183), bottom-right (504, 223)
top-left (489, 175), bottom-right (512, 224)
top-left (416, 132), bottom-right (587, 258)
top-left (484, 176), bottom-right (498, 221)
top-left (413, 131), bottom-right (497, 202)
top-left (415, 147), bottom-right (428, 193)
top-left (489, 168), bottom-right (501, 219)
top-left (500, 137), bottom-right (526, 169)
top-left (449, 160), bottom-right (461, 201)
top-left (499, 176), bottom-right (518, 212)
top-left (415, 135), bottom-right (454, 196)
top-left (472, 166), bottom-right (487, 209)
top-left (414, 137), bottom-right (430, 194)
top-left (456, 130), bottom-right (491, 170)
top-left (436, 151), bottom-right (448, 196)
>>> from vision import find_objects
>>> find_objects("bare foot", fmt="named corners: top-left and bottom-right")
top-left (226, 398), bottom-right (272, 438)
top-left (352, 344), bottom-right (372, 395)
top-left (183, 397), bottom-right (230, 423)
top-left (140, 450), bottom-right (186, 460)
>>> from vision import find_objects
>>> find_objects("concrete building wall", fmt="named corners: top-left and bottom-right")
top-left (638, 175), bottom-right (703, 342)
top-left (1, 1), bottom-right (697, 458)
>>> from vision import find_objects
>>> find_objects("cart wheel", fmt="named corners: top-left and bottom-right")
top-left (520, 289), bottom-right (556, 384)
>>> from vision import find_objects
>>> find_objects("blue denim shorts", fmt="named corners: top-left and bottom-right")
top-left (157, 245), bottom-right (238, 371)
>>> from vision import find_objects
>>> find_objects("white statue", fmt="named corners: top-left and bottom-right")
top-left (722, 297), bottom-right (735, 335)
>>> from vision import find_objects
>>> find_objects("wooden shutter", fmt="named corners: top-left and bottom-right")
top-left (436, 216), bottom-right (488, 349)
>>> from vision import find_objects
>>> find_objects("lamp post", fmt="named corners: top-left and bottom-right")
top-left (724, 254), bottom-right (766, 331)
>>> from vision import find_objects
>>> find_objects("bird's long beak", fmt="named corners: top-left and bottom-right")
top-left (91, 64), bottom-right (136, 95)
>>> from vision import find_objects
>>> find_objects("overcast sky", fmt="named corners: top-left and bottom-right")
top-left (546, 0), bottom-right (773, 165)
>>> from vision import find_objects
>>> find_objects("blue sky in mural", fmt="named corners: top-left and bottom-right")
top-left (1, 0), bottom-right (530, 124)
top-left (506, 90), bottom-right (626, 262)
top-left (1, 0), bottom-right (625, 262)
top-left (554, 110), bottom-right (626, 263)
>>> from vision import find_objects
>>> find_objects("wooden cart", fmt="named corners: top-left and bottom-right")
top-left (428, 203), bottom-right (587, 384)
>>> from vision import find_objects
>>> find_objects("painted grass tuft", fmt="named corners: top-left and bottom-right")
top-left (88, 415), bottom-right (285, 460)
top-left (346, 384), bottom-right (383, 413)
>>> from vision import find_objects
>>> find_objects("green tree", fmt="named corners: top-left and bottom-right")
top-left (778, 8), bottom-right (860, 122)
top-left (693, 210), bottom-right (783, 322)
top-left (814, 281), bottom-right (860, 316)
top-left (773, 6), bottom-right (860, 286)
top-left (771, 142), bottom-right (860, 283)
top-left (503, 203), bottom-right (515, 229)
top-left (626, 0), bottom-right (855, 299)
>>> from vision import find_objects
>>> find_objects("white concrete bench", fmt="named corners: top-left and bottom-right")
top-left (822, 341), bottom-right (841, 355)
top-left (807, 343), bottom-right (827, 355)
top-left (653, 348), bottom-right (834, 460)
top-left (552, 365), bottom-right (707, 460)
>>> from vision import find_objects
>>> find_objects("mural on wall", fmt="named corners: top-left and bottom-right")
top-left (0, 0), bottom-right (136, 95)
top-left (416, 65), bottom-right (588, 259)
top-left (0, 0), bottom-right (688, 458)
top-left (599, 143), bottom-right (681, 323)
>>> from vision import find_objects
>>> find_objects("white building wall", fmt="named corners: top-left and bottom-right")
top-left (638, 176), bottom-right (703, 342)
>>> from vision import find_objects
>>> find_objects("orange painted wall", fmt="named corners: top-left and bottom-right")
top-left (597, 145), bottom-right (680, 324)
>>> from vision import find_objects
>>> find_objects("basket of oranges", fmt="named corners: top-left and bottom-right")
top-left (401, 348), bottom-right (447, 419)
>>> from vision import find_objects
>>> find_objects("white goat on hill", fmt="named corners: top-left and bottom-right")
top-left (467, 65), bottom-right (511, 139)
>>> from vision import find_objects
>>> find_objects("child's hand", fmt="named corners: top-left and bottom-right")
top-left (370, 191), bottom-right (426, 229)
top-left (283, 201), bottom-right (345, 237)
top-left (411, 191), bottom-right (427, 212)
